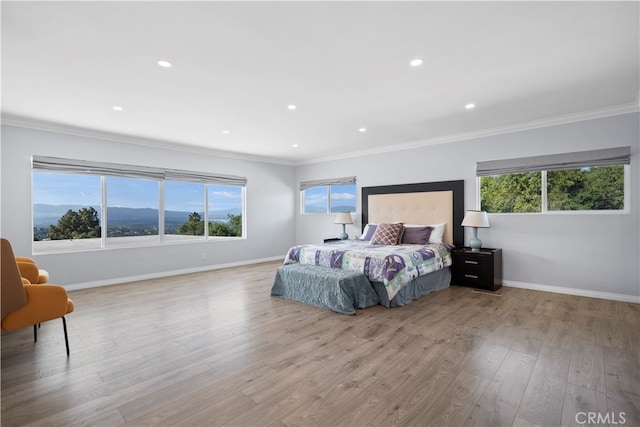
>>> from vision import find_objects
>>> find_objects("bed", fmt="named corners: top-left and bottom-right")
top-left (272, 180), bottom-right (465, 314)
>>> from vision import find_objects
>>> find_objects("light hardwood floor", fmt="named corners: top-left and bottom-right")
top-left (2, 260), bottom-right (638, 427)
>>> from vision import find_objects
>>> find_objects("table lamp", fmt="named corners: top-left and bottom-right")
top-left (334, 212), bottom-right (353, 240)
top-left (461, 210), bottom-right (490, 251)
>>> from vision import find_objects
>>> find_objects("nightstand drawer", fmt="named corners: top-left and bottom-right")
top-left (452, 268), bottom-right (493, 284)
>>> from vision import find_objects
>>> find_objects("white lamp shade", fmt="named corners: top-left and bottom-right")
top-left (461, 210), bottom-right (490, 228)
top-left (334, 212), bottom-right (353, 225)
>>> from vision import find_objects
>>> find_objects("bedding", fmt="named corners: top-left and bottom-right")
top-left (271, 264), bottom-right (379, 315)
top-left (283, 240), bottom-right (453, 302)
top-left (371, 267), bottom-right (451, 307)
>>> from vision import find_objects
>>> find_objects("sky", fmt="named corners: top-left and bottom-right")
top-left (33, 172), bottom-right (242, 212)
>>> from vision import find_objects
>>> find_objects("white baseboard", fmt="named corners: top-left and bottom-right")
top-left (503, 280), bottom-right (640, 304)
top-left (64, 262), bottom-right (640, 305)
top-left (63, 256), bottom-right (284, 291)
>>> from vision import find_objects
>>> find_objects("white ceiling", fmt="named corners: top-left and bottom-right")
top-left (2, 1), bottom-right (639, 165)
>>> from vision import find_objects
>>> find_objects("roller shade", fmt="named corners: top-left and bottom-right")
top-left (33, 156), bottom-right (247, 186)
top-left (300, 176), bottom-right (356, 191)
top-left (163, 170), bottom-right (247, 186)
top-left (32, 156), bottom-right (164, 180)
top-left (476, 146), bottom-right (630, 176)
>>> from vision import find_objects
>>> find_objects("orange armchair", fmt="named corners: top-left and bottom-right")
top-left (16, 256), bottom-right (50, 284)
top-left (1, 238), bottom-right (74, 355)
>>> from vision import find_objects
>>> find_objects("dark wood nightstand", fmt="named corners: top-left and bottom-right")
top-left (323, 238), bottom-right (341, 243)
top-left (451, 247), bottom-right (502, 291)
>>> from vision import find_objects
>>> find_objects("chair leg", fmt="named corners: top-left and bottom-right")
top-left (33, 324), bottom-right (38, 342)
top-left (62, 317), bottom-right (70, 356)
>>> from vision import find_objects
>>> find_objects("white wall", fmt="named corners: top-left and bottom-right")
top-left (296, 113), bottom-right (640, 301)
top-left (0, 125), bottom-right (296, 287)
top-left (2, 114), bottom-right (638, 301)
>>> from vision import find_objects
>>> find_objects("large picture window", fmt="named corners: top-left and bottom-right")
top-left (32, 156), bottom-right (246, 253)
top-left (478, 147), bottom-right (629, 214)
top-left (300, 176), bottom-right (357, 214)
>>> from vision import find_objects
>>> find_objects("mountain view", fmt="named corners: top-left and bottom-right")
top-left (33, 204), bottom-right (241, 240)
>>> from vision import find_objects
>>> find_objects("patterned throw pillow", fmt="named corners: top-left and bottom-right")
top-left (369, 223), bottom-right (404, 245)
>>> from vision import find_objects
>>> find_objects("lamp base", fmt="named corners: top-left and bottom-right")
top-left (468, 227), bottom-right (482, 251)
top-left (338, 223), bottom-right (349, 240)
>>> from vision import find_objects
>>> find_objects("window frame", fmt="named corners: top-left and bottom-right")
top-left (32, 158), bottom-right (246, 254)
top-left (476, 165), bottom-right (630, 215)
top-left (301, 183), bottom-right (357, 215)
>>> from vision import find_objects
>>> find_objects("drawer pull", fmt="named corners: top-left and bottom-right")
top-left (464, 260), bottom-right (479, 265)
top-left (464, 274), bottom-right (479, 279)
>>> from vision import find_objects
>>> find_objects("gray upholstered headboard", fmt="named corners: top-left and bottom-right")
top-left (361, 180), bottom-right (465, 247)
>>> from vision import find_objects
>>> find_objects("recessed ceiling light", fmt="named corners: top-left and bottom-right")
top-left (465, 103), bottom-right (476, 110)
top-left (292, 144), bottom-right (299, 148)
top-left (410, 58), bottom-right (423, 67)
top-left (222, 130), bottom-right (230, 135)
top-left (157, 60), bottom-right (172, 68)
top-left (287, 104), bottom-right (297, 110)
top-left (112, 106), bottom-right (123, 111)
top-left (358, 128), bottom-right (366, 133)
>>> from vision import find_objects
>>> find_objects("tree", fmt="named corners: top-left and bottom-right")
top-left (227, 214), bottom-right (242, 236)
top-left (481, 166), bottom-right (624, 213)
top-left (208, 214), bottom-right (242, 237)
top-left (177, 212), bottom-right (204, 235)
top-left (548, 166), bottom-right (624, 211)
top-left (48, 207), bottom-right (100, 240)
top-left (480, 172), bottom-right (541, 213)
top-left (176, 212), bottom-right (241, 237)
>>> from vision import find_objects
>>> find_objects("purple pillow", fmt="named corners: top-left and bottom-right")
top-left (400, 226), bottom-right (433, 245)
top-left (361, 224), bottom-right (377, 241)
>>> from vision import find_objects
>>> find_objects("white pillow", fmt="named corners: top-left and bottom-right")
top-left (428, 223), bottom-right (446, 243)
top-left (404, 223), bottom-right (446, 244)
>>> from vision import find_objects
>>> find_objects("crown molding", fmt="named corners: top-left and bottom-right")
top-left (296, 101), bottom-right (640, 165)
top-left (3, 101), bottom-right (638, 167)
top-left (0, 114), bottom-right (296, 166)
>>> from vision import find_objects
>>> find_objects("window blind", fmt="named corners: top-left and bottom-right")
top-left (32, 156), bottom-right (165, 180)
top-left (32, 156), bottom-right (247, 186)
top-left (476, 146), bottom-right (631, 176)
top-left (299, 176), bottom-right (356, 191)
top-left (163, 169), bottom-right (247, 186)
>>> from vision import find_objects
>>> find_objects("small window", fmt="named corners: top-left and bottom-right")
top-left (302, 184), bottom-right (356, 214)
